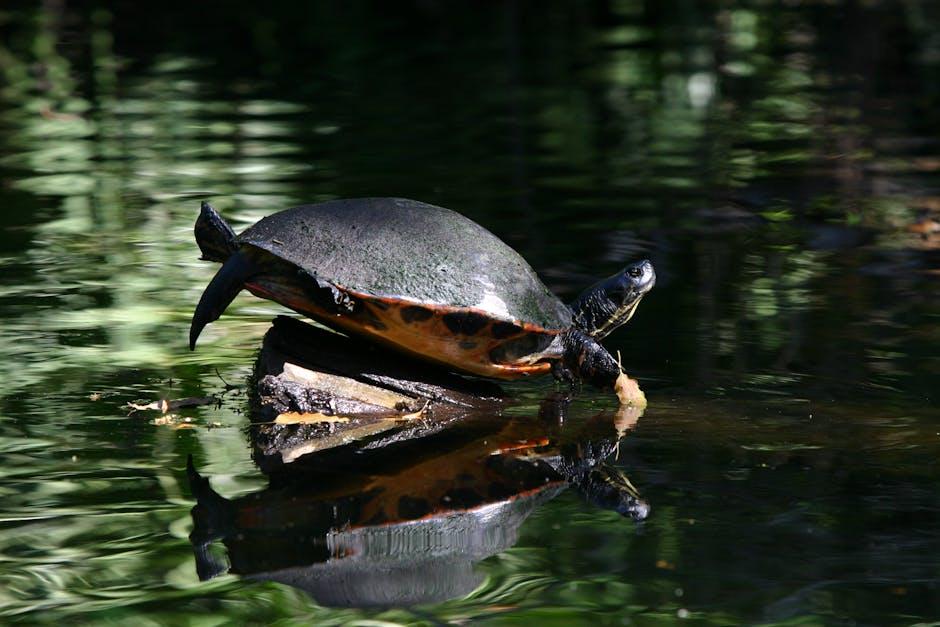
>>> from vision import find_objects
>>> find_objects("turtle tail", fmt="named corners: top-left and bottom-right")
top-left (189, 249), bottom-right (259, 350)
top-left (195, 201), bottom-right (238, 263)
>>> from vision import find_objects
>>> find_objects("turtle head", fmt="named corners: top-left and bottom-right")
top-left (574, 465), bottom-right (650, 521)
top-left (570, 259), bottom-right (655, 339)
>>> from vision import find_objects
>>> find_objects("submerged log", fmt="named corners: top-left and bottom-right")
top-left (249, 316), bottom-right (646, 469)
top-left (257, 316), bottom-right (503, 408)
top-left (188, 401), bottom-right (648, 607)
top-left (250, 316), bottom-right (507, 469)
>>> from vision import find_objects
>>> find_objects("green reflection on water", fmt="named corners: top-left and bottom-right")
top-left (0, 0), bottom-right (939, 624)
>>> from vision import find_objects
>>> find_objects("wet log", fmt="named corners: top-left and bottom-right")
top-left (250, 316), bottom-right (506, 469)
top-left (248, 317), bottom-right (645, 469)
top-left (258, 316), bottom-right (503, 407)
top-left (187, 401), bottom-right (648, 605)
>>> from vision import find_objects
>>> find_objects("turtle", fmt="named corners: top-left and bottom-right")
top-left (189, 198), bottom-right (655, 389)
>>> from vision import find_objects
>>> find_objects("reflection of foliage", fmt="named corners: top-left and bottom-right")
top-left (0, 0), bottom-right (939, 624)
top-left (0, 7), bottom-right (319, 398)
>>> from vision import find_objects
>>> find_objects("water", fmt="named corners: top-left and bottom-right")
top-left (1, 1), bottom-right (939, 624)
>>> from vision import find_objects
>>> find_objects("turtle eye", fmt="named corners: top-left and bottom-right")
top-left (627, 266), bottom-right (642, 279)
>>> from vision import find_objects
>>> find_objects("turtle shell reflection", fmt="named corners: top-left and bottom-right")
top-left (188, 314), bottom-right (647, 607)
top-left (188, 405), bottom-right (647, 608)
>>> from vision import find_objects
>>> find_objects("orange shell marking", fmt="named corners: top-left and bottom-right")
top-left (244, 278), bottom-right (559, 380)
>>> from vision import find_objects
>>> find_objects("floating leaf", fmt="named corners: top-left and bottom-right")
top-left (615, 372), bottom-right (647, 408)
top-left (126, 396), bottom-right (218, 414)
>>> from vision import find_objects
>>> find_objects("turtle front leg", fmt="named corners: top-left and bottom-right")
top-left (562, 330), bottom-right (622, 390)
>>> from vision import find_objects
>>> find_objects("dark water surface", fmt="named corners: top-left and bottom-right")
top-left (2, 1), bottom-right (940, 624)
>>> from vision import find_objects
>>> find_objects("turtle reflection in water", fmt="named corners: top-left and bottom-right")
top-left (189, 198), bottom-right (655, 390)
top-left (188, 405), bottom-right (648, 608)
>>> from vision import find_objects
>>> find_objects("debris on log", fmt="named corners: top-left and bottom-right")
top-left (274, 412), bottom-right (350, 425)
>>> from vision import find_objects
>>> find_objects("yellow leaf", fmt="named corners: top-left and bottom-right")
top-left (615, 372), bottom-right (647, 408)
top-left (274, 412), bottom-right (350, 425)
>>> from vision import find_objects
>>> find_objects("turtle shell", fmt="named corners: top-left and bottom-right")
top-left (234, 198), bottom-right (573, 378)
top-left (239, 198), bottom-right (572, 330)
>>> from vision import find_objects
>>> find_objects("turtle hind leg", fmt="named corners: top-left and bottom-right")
top-left (195, 201), bottom-right (238, 263)
top-left (189, 249), bottom-right (259, 350)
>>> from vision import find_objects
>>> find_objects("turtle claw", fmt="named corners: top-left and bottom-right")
top-left (551, 360), bottom-right (577, 388)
